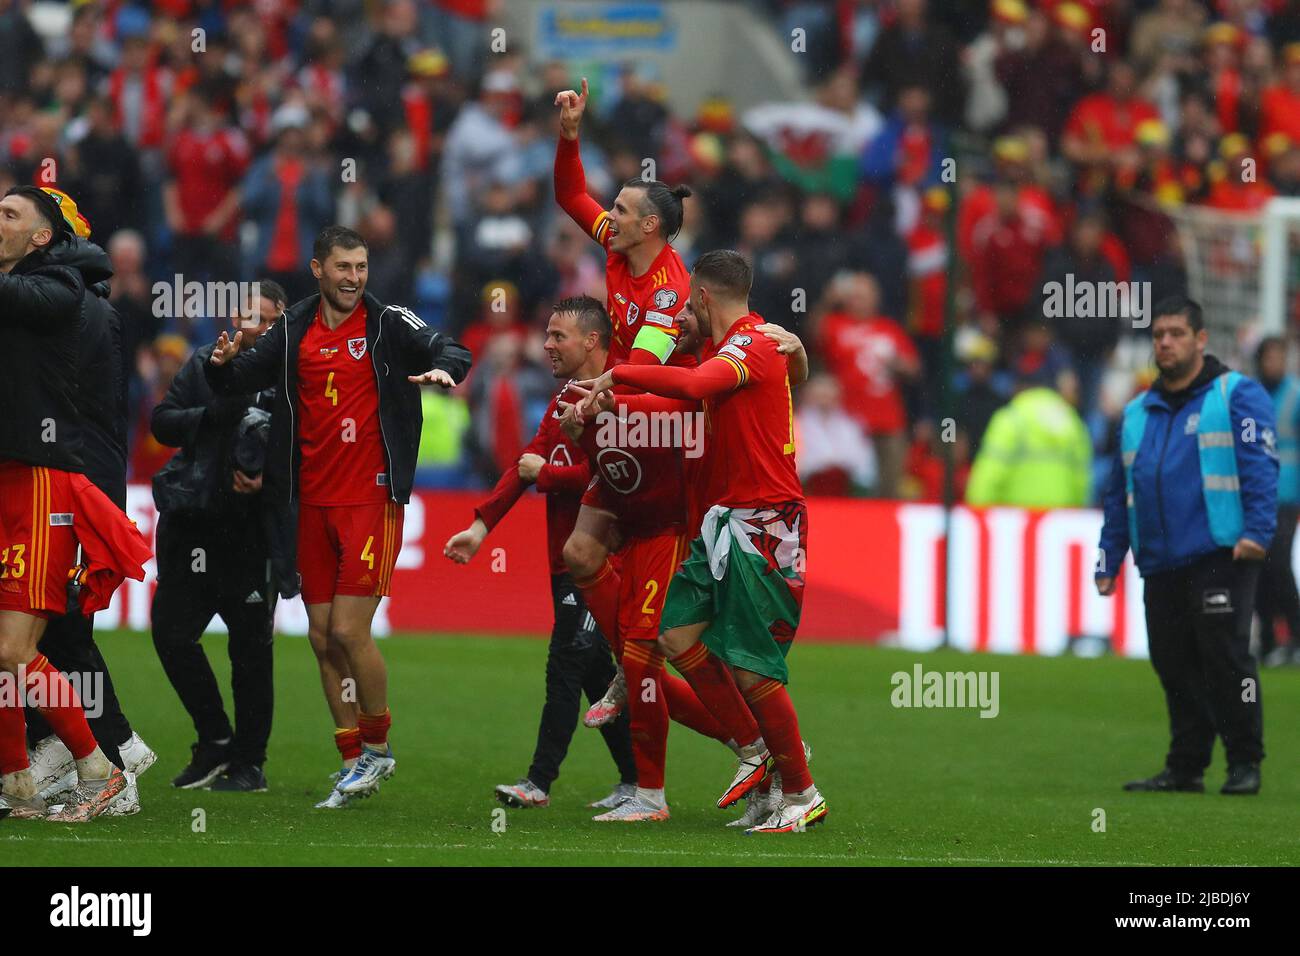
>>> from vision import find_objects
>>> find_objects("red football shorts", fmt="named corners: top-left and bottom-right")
top-left (618, 532), bottom-right (689, 644)
top-left (0, 463), bottom-right (79, 617)
top-left (298, 500), bottom-right (404, 605)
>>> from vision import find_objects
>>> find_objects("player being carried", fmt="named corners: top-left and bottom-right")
top-left (206, 225), bottom-right (471, 808)
top-left (578, 250), bottom-right (825, 834)
top-left (551, 75), bottom-right (704, 730)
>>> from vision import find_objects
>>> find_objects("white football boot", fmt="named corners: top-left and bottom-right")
top-left (583, 667), bottom-right (627, 728)
top-left (119, 733), bottom-right (157, 777)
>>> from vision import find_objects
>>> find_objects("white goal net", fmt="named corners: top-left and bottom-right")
top-left (1167, 199), bottom-right (1300, 369)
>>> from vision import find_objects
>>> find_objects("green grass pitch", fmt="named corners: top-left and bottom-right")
top-left (5, 629), bottom-right (1299, 866)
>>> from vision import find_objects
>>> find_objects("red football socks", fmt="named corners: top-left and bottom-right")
top-left (575, 560), bottom-right (622, 657)
top-left (357, 709), bottom-right (391, 750)
top-left (662, 672), bottom-right (730, 743)
top-left (668, 642), bottom-right (760, 747)
top-left (0, 680), bottom-right (29, 775)
top-left (334, 726), bottom-right (363, 763)
top-left (742, 678), bottom-right (812, 793)
top-left (21, 655), bottom-right (98, 761)
top-left (622, 640), bottom-right (669, 789)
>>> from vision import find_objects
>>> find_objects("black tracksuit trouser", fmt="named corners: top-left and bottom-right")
top-left (150, 511), bottom-right (275, 767)
top-left (1142, 548), bottom-right (1264, 774)
top-left (526, 574), bottom-right (636, 793)
top-left (1256, 503), bottom-right (1300, 654)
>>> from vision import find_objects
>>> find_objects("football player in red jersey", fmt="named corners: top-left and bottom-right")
top-left (206, 226), bottom-right (470, 808)
top-left (443, 296), bottom-right (639, 812)
top-left (580, 250), bottom-right (826, 834)
top-left (552, 77), bottom-right (702, 725)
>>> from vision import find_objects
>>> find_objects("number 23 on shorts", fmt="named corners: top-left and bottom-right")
top-left (0, 544), bottom-right (26, 579)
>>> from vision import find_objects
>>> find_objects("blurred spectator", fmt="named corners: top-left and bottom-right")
top-left (796, 374), bottom-right (877, 496)
top-left (1206, 133), bottom-right (1276, 211)
top-left (1260, 41), bottom-right (1300, 142)
top-left (441, 68), bottom-right (524, 230)
top-left (862, 0), bottom-right (967, 125)
top-left (467, 334), bottom-right (552, 485)
top-left (969, 180), bottom-right (1052, 339)
top-left (963, 0), bottom-right (1028, 134)
top-left (965, 370), bottom-right (1092, 508)
top-left (164, 90), bottom-right (248, 291)
top-left (65, 95), bottom-right (144, 244)
top-left (995, 7), bottom-right (1085, 144)
top-left (1062, 60), bottom-right (1160, 196)
top-left (953, 328), bottom-right (1009, 455)
top-left (816, 272), bottom-right (920, 498)
top-left (905, 419), bottom-right (971, 502)
top-left (131, 334), bottom-right (191, 482)
top-left (1254, 335), bottom-right (1300, 666)
top-left (240, 103), bottom-right (334, 301)
top-left (1037, 210), bottom-right (1123, 419)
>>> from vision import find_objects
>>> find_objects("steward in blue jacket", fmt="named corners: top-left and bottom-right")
top-left (1096, 296), bottom-right (1273, 797)
top-left (1253, 336), bottom-right (1300, 665)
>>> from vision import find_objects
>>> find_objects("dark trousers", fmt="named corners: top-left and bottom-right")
top-left (1142, 549), bottom-right (1265, 773)
top-left (526, 574), bottom-right (636, 792)
top-left (1256, 503), bottom-right (1300, 654)
top-left (150, 512), bottom-right (275, 767)
top-left (26, 612), bottom-right (130, 771)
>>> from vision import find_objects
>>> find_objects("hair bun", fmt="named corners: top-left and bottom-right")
top-left (671, 184), bottom-right (693, 200)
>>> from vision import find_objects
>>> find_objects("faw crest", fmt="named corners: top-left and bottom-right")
top-left (347, 337), bottom-right (367, 360)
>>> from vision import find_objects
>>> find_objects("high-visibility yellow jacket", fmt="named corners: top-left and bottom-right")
top-left (965, 387), bottom-right (1092, 508)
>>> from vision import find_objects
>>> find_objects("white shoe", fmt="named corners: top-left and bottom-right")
top-left (726, 780), bottom-right (779, 828)
top-left (589, 781), bottom-right (636, 809)
top-left (28, 735), bottom-right (74, 793)
top-left (315, 787), bottom-right (352, 809)
top-left (103, 772), bottom-right (140, 817)
top-left (38, 767), bottom-right (77, 803)
top-left (119, 733), bottom-right (157, 777)
top-left (592, 794), bottom-right (670, 822)
top-left (583, 667), bottom-right (627, 727)
top-left (718, 743), bottom-right (772, 808)
top-left (745, 786), bottom-right (828, 834)
top-left (494, 779), bottom-right (549, 808)
top-left (335, 747), bottom-right (396, 795)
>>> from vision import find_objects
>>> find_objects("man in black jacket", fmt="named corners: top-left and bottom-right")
top-left (152, 280), bottom-right (288, 794)
top-left (20, 200), bottom-right (155, 814)
top-left (205, 226), bottom-right (471, 808)
top-left (0, 185), bottom-right (134, 823)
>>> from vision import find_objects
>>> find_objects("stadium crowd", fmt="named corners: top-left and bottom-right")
top-left (4, 0), bottom-right (1299, 504)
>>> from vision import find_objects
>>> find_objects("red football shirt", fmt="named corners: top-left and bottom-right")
top-left (613, 313), bottom-right (804, 510)
top-left (297, 303), bottom-right (390, 506)
top-left (553, 137), bottom-right (692, 367)
top-left (166, 126), bottom-right (249, 240)
top-left (578, 390), bottom-right (695, 537)
top-left (475, 390), bottom-right (591, 575)
top-left (819, 313), bottom-right (918, 435)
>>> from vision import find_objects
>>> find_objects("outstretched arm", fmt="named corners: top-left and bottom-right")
top-left (554, 79), bottom-right (611, 245)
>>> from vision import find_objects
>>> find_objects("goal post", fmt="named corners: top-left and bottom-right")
top-left (1167, 198), bottom-right (1300, 369)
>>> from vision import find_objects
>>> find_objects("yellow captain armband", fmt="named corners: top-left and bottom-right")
top-left (631, 324), bottom-right (678, 364)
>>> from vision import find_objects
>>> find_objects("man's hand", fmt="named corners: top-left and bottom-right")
top-left (518, 452), bottom-right (545, 483)
top-left (574, 370), bottom-right (616, 417)
top-left (1096, 576), bottom-right (1116, 597)
top-left (211, 330), bottom-right (244, 367)
top-left (755, 322), bottom-right (801, 355)
top-left (444, 518), bottom-right (488, 564)
top-left (554, 77), bottom-right (588, 140)
top-left (409, 368), bottom-right (456, 388)
top-left (755, 321), bottom-right (809, 385)
top-left (1233, 538), bottom-right (1267, 561)
top-left (232, 470), bottom-right (262, 495)
top-left (557, 402), bottom-right (585, 441)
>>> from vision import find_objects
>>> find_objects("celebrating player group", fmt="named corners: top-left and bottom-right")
top-left (0, 74), bottom-right (823, 835)
top-left (447, 79), bottom-right (825, 834)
